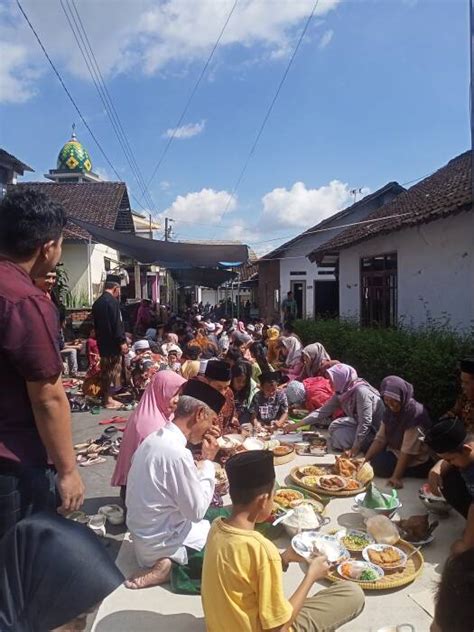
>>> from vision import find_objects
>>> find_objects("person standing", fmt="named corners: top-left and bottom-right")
top-left (281, 290), bottom-right (297, 322)
top-left (92, 275), bottom-right (128, 409)
top-left (0, 189), bottom-right (84, 538)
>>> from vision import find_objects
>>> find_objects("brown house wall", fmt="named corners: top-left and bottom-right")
top-left (257, 260), bottom-right (280, 323)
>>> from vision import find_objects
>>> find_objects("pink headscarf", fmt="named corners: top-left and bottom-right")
top-left (237, 321), bottom-right (246, 334)
top-left (326, 363), bottom-right (378, 404)
top-left (111, 371), bottom-right (186, 486)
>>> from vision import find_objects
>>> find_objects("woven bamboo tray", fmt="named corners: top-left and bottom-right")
top-left (326, 540), bottom-right (424, 591)
top-left (289, 465), bottom-right (371, 498)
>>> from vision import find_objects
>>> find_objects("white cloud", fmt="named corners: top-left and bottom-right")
top-left (0, 41), bottom-right (39, 103)
top-left (163, 120), bottom-right (206, 140)
top-left (159, 180), bottom-right (172, 191)
top-left (0, 0), bottom-right (341, 103)
top-left (163, 187), bottom-right (237, 224)
top-left (319, 29), bottom-right (334, 50)
top-left (259, 180), bottom-right (370, 230)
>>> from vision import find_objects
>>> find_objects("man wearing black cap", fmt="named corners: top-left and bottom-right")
top-left (425, 416), bottom-right (474, 555)
top-left (204, 360), bottom-right (239, 434)
top-left (92, 275), bottom-right (128, 409)
top-left (202, 451), bottom-right (364, 631)
top-left (125, 380), bottom-right (225, 590)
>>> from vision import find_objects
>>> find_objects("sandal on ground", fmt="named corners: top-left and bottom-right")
top-left (66, 511), bottom-right (89, 524)
top-left (87, 513), bottom-right (107, 536)
top-left (79, 456), bottom-right (107, 467)
top-left (98, 504), bottom-right (125, 526)
top-left (98, 416), bottom-right (128, 425)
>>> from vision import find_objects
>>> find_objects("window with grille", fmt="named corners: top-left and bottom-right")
top-left (360, 253), bottom-right (397, 327)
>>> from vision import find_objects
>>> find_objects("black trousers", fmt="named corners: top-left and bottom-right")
top-left (371, 449), bottom-right (434, 479)
top-left (441, 466), bottom-right (471, 519)
top-left (0, 461), bottom-right (57, 540)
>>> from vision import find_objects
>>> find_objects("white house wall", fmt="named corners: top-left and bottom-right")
top-left (279, 201), bottom-right (382, 318)
top-left (61, 242), bottom-right (120, 300)
top-left (338, 211), bottom-right (474, 331)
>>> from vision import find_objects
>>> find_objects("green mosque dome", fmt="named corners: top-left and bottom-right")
top-left (57, 128), bottom-right (92, 173)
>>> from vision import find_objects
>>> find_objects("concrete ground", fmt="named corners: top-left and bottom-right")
top-left (71, 410), bottom-right (463, 632)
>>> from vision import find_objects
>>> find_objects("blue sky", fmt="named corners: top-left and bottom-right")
top-left (0, 0), bottom-right (470, 254)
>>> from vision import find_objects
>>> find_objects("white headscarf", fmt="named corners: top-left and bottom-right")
top-left (280, 336), bottom-right (303, 367)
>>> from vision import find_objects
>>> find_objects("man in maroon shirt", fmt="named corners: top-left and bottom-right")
top-left (0, 189), bottom-right (84, 537)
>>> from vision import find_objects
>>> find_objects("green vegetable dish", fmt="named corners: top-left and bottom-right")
top-left (359, 569), bottom-right (379, 582)
top-left (342, 534), bottom-right (371, 550)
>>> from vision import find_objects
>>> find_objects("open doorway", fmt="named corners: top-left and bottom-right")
top-left (314, 280), bottom-right (339, 318)
top-left (290, 281), bottom-right (306, 319)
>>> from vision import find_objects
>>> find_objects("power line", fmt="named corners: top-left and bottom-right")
top-left (59, 0), bottom-right (156, 211)
top-left (217, 0), bottom-right (321, 227)
top-left (68, 0), bottom-right (155, 210)
top-left (16, 0), bottom-right (150, 213)
top-left (144, 0), bottom-right (239, 197)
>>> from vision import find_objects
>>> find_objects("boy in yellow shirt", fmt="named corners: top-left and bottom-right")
top-left (202, 451), bottom-right (364, 632)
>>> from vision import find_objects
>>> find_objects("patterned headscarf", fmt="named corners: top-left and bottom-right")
top-left (302, 343), bottom-right (331, 377)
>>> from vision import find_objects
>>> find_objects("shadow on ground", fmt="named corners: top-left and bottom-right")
top-left (94, 611), bottom-right (205, 632)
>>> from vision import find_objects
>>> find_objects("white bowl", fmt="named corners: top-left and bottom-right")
top-left (243, 437), bottom-right (265, 451)
top-left (418, 485), bottom-right (451, 515)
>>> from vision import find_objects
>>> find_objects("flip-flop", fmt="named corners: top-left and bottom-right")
top-left (98, 504), bottom-right (125, 526)
top-left (88, 513), bottom-right (107, 537)
top-left (98, 417), bottom-right (128, 425)
top-left (79, 456), bottom-right (107, 467)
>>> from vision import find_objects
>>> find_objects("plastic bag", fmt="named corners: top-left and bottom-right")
top-left (366, 515), bottom-right (400, 545)
top-left (362, 483), bottom-right (389, 509)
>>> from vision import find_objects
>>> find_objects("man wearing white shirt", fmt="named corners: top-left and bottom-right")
top-left (125, 379), bottom-right (225, 590)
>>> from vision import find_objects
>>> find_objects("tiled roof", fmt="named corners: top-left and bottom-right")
top-left (0, 148), bottom-right (34, 173)
top-left (262, 181), bottom-right (405, 260)
top-left (10, 182), bottom-right (134, 240)
top-left (308, 150), bottom-right (472, 262)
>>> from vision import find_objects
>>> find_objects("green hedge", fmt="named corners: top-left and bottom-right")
top-left (294, 319), bottom-right (474, 419)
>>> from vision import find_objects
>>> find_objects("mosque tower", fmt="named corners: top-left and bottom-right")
top-left (45, 124), bottom-right (102, 183)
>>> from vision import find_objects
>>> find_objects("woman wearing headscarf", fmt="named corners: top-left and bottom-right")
top-left (364, 376), bottom-right (433, 488)
top-left (301, 342), bottom-right (332, 378)
top-left (265, 326), bottom-right (280, 366)
top-left (279, 336), bottom-right (303, 381)
top-left (112, 370), bottom-right (186, 494)
top-left (288, 363), bottom-right (384, 456)
top-left (0, 512), bottom-right (123, 632)
top-left (231, 361), bottom-right (258, 425)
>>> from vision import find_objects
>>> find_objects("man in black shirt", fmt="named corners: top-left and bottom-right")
top-left (92, 276), bottom-right (128, 409)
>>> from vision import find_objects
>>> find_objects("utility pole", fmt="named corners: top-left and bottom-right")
top-left (164, 217), bottom-right (174, 241)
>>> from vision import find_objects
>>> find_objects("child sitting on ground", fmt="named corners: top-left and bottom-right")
top-left (201, 450), bottom-right (365, 632)
top-left (249, 371), bottom-right (289, 429)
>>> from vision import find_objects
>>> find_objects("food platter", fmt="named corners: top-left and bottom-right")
top-left (362, 544), bottom-right (408, 571)
top-left (272, 444), bottom-right (296, 466)
top-left (290, 457), bottom-right (373, 497)
top-left (326, 540), bottom-right (424, 591)
top-left (292, 532), bottom-right (350, 563)
top-left (337, 560), bottom-right (384, 584)
top-left (335, 529), bottom-right (375, 553)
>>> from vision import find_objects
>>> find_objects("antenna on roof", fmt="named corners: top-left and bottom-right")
top-left (350, 188), bottom-right (363, 203)
top-left (71, 122), bottom-right (76, 140)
